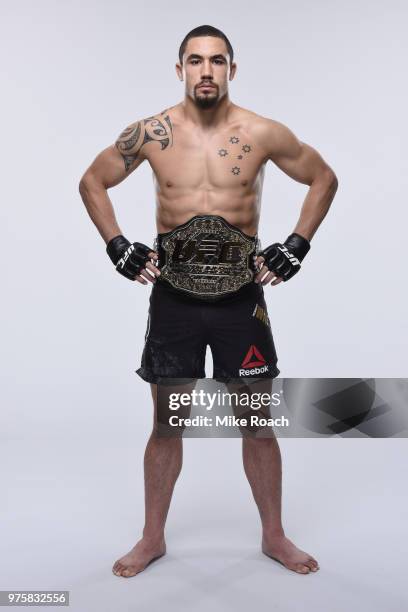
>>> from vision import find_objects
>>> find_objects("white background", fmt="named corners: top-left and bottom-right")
top-left (1, 1), bottom-right (407, 610)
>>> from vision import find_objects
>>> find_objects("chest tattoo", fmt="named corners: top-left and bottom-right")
top-left (216, 135), bottom-right (253, 177)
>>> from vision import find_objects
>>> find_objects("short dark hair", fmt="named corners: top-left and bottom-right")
top-left (178, 25), bottom-right (234, 64)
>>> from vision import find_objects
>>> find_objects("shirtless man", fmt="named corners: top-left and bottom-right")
top-left (79, 24), bottom-right (338, 577)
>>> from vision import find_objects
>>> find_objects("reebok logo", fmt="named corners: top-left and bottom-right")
top-left (239, 345), bottom-right (269, 376)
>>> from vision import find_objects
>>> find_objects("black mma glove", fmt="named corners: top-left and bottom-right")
top-left (258, 233), bottom-right (310, 282)
top-left (106, 235), bottom-right (154, 280)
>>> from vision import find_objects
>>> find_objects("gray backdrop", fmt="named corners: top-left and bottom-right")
top-left (1, 1), bottom-right (407, 610)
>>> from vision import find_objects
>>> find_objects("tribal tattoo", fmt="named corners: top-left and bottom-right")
top-left (115, 111), bottom-right (173, 171)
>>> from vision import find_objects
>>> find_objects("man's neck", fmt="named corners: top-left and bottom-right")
top-left (181, 94), bottom-right (235, 130)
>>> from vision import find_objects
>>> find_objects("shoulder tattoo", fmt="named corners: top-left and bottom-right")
top-left (115, 111), bottom-right (173, 171)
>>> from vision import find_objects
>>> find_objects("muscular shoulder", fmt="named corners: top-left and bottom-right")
top-left (233, 107), bottom-right (301, 161)
top-left (115, 108), bottom-right (174, 169)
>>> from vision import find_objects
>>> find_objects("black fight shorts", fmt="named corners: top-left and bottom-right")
top-left (136, 280), bottom-right (280, 384)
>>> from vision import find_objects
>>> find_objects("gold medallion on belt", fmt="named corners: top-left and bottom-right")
top-left (157, 215), bottom-right (259, 299)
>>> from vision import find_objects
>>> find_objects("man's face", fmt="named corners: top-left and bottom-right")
top-left (177, 36), bottom-right (236, 109)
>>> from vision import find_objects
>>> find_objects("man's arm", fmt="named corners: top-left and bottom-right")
top-left (258, 119), bottom-right (338, 241)
top-left (253, 118), bottom-right (338, 285)
top-left (79, 120), bottom-right (161, 285)
top-left (78, 120), bottom-right (147, 244)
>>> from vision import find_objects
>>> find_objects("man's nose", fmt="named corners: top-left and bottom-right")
top-left (200, 60), bottom-right (213, 78)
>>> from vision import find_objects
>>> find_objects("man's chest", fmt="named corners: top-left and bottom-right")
top-left (145, 126), bottom-right (267, 188)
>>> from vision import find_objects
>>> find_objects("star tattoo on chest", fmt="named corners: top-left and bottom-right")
top-left (216, 136), bottom-right (254, 177)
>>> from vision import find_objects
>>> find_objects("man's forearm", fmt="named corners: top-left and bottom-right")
top-left (79, 178), bottom-right (122, 244)
top-left (293, 172), bottom-right (338, 241)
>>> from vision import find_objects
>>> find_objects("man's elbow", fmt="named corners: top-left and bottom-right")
top-left (78, 172), bottom-right (90, 197)
top-left (78, 171), bottom-right (99, 198)
top-left (78, 178), bottom-right (86, 198)
top-left (323, 167), bottom-right (339, 193)
top-left (316, 168), bottom-right (338, 201)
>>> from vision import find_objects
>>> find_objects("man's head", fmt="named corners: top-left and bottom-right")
top-left (176, 25), bottom-right (236, 109)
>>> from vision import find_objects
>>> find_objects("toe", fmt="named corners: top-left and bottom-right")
top-left (296, 564), bottom-right (310, 574)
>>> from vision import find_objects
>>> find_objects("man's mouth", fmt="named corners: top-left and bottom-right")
top-left (198, 83), bottom-right (216, 89)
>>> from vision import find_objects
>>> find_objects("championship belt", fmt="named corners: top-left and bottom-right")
top-left (155, 215), bottom-right (260, 301)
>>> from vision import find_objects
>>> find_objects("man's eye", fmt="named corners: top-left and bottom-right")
top-left (214, 59), bottom-right (224, 64)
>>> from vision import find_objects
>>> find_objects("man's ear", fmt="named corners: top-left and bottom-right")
top-left (175, 62), bottom-right (183, 81)
top-left (229, 62), bottom-right (237, 81)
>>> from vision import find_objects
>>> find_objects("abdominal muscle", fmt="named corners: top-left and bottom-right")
top-left (154, 172), bottom-right (265, 237)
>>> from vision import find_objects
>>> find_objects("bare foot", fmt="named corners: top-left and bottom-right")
top-left (112, 537), bottom-right (166, 578)
top-left (262, 534), bottom-right (319, 574)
